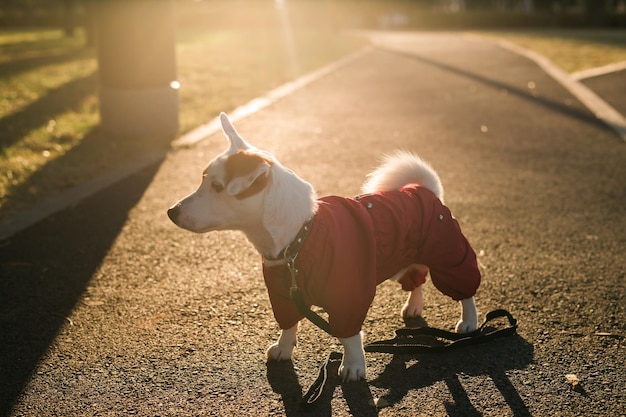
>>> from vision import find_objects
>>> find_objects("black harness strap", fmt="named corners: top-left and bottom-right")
top-left (279, 217), bottom-right (335, 335)
top-left (290, 287), bottom-right (332, 335)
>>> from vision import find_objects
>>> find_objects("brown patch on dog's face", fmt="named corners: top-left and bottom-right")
top-left (224, 151), bottom-right (273, 199)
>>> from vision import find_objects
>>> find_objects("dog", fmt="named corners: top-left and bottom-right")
top-left (168, 113), bottom-right (481, 382)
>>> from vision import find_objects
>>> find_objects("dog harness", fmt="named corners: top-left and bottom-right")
top-left (262, 184), bottom-right (481, 338)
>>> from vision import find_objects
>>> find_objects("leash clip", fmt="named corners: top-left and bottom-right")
top-left (286, 255), bottom-right (299, 296)
top-left (289, 284), bottom-right (299, 298)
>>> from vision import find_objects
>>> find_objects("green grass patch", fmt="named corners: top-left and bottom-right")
top-left (0, 28), bottom-right (99, 218)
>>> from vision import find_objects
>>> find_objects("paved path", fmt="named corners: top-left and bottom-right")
top-left (1, 33), bottom-right (625, 416)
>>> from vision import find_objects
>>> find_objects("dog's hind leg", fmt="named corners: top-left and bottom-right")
top-left (401, 285), bottom-right (424, 318)
top-left (455, 297), bottom-right (478, 333)
top-left (395, 264), bottom-right (429, 318)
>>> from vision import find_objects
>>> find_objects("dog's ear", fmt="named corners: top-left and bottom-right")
top-left (220, 112), bottom-right (248, 150)
top-left (224, 151), bottom-right (272, 198)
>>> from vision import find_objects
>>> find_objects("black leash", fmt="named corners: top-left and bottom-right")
top-left (299, 309), bottom-right (518, 408)
top-left (365, 309), bottom-right (518, 354)
top-left (280, 217), bottom-right (335, 335)
top-left (290, 288), bottom-right (332, 335)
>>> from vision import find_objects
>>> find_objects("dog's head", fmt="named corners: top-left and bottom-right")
top-left (167, 113), bottom-right (273, 233)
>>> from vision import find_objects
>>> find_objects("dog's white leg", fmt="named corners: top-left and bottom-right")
top-left (338, 332), bottom-right (366, 382)
top-left (455, 297), bottom-right (478, 333)
top-left (401, 284), bottom-right (424, 318)
top-left (266, 323), bottom-right (298, 361)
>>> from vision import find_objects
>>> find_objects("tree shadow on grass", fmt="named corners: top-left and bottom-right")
top-left (0, 48), bottom-right (93, 79)
top-left (0, 70), bottom-right (96, 153)
top-left (0, 59), bottom-right (173, 225)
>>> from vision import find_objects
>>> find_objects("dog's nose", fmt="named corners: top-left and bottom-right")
top-left (167, 205), bottom-right (180, 223)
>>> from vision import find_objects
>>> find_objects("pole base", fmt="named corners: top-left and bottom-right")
top-left (99, 85), bottom-right (179, 137)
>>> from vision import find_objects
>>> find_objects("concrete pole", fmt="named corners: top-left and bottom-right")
top-left (96, 0), bottom-right (178, 137)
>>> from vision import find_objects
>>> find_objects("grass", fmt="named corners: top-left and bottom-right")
top-left (0, 29), bottom-right (98, 218)
top-left (1, 1), bottom-right (626, 226)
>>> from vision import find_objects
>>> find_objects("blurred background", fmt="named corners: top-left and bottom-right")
top-left (0, 0), bottom-right (625, 227)
top-left (1, 0), bottom-right (626, 30)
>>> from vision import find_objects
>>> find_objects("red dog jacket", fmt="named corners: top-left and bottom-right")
top-left (263, 184), bottom-right (481, 338)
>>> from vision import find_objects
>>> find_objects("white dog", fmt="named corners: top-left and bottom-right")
top-left (168, 113), bottom-right (480, 382)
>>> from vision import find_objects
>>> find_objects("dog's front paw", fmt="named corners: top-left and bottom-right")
top-left (266, 342), bottom-right (295, 361)
top-left (338, 333), bottom-right (366, 382)
top-left (339, 356), bottom-right (366, 382)
top-left (455, 318), bottom-right (478, 334)
top-left (266, 325), bottom-right (298, 361)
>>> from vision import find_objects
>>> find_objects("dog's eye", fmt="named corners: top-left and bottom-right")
top-left (211, 181), bottom-right (224, 193)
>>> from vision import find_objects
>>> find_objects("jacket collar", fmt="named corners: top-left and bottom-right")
top-left (263, 217), bottom-right (314, 263)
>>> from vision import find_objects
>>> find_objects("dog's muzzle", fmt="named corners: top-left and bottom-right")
top-left (167, 205), bottom-right (181, 223)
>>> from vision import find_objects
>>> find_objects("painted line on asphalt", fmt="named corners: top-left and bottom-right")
top-left (0, 47), bottom-right (372, 241)
top-left (172, 46), bottom-right (372, 148)
top-left (0, 151), bottom-right (167, 241)
top-left (491, 38), bottom-right (626, 143)
top-left (571, 60), bottom-right (626, 81)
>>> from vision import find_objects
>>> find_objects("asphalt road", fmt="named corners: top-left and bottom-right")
top-left (1, 33), bottom-right (625, 417)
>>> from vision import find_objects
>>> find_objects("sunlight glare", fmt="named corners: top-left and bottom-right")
top-left (274, 0), bottom-right (300, 78)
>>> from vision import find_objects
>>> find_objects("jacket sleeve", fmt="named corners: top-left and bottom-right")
top-left (304, 202), bottom-right (378, 339)
top-left (420, 200), bottom-right (481, 301)
top-left (262, 263), bottom-right (304, 330)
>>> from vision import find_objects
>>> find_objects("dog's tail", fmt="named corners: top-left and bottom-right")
top-left (362, 151), bottom-right (444, 202)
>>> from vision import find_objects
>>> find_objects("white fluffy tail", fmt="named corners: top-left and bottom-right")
top-left (362, 151), bottom-right (444, 202)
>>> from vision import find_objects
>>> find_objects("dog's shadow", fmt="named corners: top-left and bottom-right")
top-left (266, 360), bottom-right (310, 416)
top-left (370, 337), bottom-right (534, 417)
top-left (267, 315), bottom-right (533, 416)
top-left (266, 358), bottom-right (379, 417)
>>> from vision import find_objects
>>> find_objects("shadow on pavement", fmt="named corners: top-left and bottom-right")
top-left (267, 329), bottom-right (532, 416)
top-left (267, 358), bottom-right (379, 417)
top-left (0, 159), bottom-right (163, 416)
top-left (371, 334), bottom-right (534, 417)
